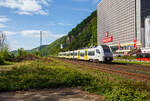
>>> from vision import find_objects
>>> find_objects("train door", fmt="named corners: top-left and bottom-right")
top-left (95, 48), bottom-right (102, 61)
top-left (84, 49), bottom-right (88, 60)
top-left (78, 50), bottom-right (80, 59)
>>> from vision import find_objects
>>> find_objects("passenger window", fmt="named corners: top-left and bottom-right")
top-left (96, 49), bottom-right (100, 54)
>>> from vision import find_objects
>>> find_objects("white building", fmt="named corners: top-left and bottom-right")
top-left (97, 0), bottom-right (150, 51)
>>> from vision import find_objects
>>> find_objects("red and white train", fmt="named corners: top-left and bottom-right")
top-left (136, 48), bottom-right (150, 61)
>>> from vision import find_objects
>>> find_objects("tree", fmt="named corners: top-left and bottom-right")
top-left (0, 32), bottom-right (7, 51)
top-left (0, 32), bottom-right (12, 61)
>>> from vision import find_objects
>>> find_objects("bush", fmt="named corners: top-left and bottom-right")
top-left (0, 59), bottom-right (149, 100)
top-left (0, 55), bottom-right (5, 65)
top-left (0, 65), bottom-right (94, 91)
top-left (105, 86), bottom-right (148, 101)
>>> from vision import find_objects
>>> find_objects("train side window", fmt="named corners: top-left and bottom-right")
top-left (88, 51), bottom-right (95, 56)
top-left (146, 53), bottom-right (150, 58)
top-left (92, 51), bottom-right (95, 56)
top-left (96, 49), bottom-right (100, 54)
top-left (80, 52), bottom-right (84, 57)
top-left (71, 53), bottom-right (73, 56)
top-left (88, 51), bottom-right (91, 56)
top-left (75, 52), bottom-right (77, 56)
top-left (88, 51), bottom-right (90, 56)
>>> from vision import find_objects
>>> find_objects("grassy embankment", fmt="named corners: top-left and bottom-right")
top-left (115, 56), bottom-right (137, 59)
top-left (113, 60), bottom-right (150, 66)
top-left (114, 56), bottom-right (150, 66)
top-left (0, 58), bottom-right (150, 101)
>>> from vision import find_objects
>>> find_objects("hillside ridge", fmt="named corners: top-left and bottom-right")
top-left (40, 10), bottom-right (97, 56)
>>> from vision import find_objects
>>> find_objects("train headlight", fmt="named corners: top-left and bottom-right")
top-left (107, 57), bottom-right (110, 60)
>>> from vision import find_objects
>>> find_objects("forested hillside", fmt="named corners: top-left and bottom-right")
top-left (41, 11), bottom-right (97, 56)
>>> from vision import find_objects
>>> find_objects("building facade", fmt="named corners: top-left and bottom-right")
top-left (145, 17), bottom-right (150, 47)
top-left (97, 0), bottom-right (150, 51)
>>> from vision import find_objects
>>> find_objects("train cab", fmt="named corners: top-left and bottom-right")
top-left (101, 45), bottom-right (113, 62)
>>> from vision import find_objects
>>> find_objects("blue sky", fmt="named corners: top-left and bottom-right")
top-left (0, 0), bottom-right (100, 50)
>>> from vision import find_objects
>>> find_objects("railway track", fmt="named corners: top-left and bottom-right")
top-left (58, 58), bottom-right (150, 82)
top-left (89, 63), bottom-right (150, 79)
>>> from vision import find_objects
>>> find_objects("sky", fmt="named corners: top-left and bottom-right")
top-left (0, 0), bottom-right (101, 51)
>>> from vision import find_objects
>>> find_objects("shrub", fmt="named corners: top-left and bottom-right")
top-left (105, 86), bottom-right (148, 101)
top-left (0, 55), bottom-right (5, 65)
top-left (0, 59), bottom-right (149, 101)
top-left (0, 65), bottom-right (95, 91)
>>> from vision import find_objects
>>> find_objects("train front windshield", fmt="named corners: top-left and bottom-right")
top-left (101, 45), bottom-right (111, 53)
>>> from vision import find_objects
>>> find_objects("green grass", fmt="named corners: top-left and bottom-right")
top-left (0, 60), bottom-right (13, 66)
top-left (113, 60), bottom-right (150, 66)
top-left (0, 58), bottom-right (149, 101)
top-left (136, 70), bottom-right (150, 75)
top-left (115, 56), bottom-right (137, 59)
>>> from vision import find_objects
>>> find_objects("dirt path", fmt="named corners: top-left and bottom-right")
top-left (0, 88), bottom-right (105, 101)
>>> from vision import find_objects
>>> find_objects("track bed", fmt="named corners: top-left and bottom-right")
top-left (59, 58), bottom-right (150, 83)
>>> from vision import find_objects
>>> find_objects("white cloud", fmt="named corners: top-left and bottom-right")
top-left (0, 0), bottom-right (51, 15)
top-left (9, 40), bottom-right (20, 50)
top-left (8, 39), bottom-right (30, 51)
top-left (38, 10), bottom-right (48, 15)
top-left (16, 11), bottom-right (32, 15)
top-left (21, 30), bottom-right (45, 37)
top-left (57, 23), bottom-right (72, 26)
top-left (49, 22), bottom-right (72, 26)
top-left (21, 30), bottom-right (64, 39)
top-left (5, 29), bottom-right (64, 50)
top-left (0, 16), bottom-right (9, 23)
top-left (3, 31), bottom-right (16, 36)
top-left (0, 16), bottom-right (10, 28)
top-left (0, 24), bottom-right (6, 28)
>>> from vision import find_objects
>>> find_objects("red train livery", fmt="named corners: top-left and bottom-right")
top-left (136, 53), bottom-right (150, 61)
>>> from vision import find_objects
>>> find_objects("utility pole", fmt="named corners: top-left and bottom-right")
top-left (37, 31), bottom-right (42, 68)
top-left (40, 31), bottom-right (42, 48)
top-left (40, 31), bottom-right (42, 56)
